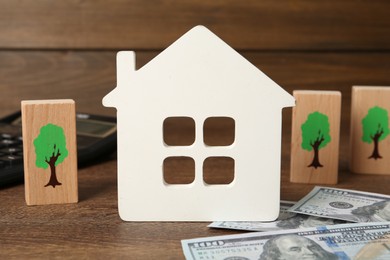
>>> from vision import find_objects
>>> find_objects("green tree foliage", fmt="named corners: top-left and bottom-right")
top-left (301, 112), bottom-right (331, 168)
top-left (362, 106), bottom-right (390, 160)
top-left (34, 123), bottom-right (68, 187)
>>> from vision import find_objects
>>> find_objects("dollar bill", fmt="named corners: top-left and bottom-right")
top-left (288, 186), bottom-right (390, 223)
top-left (182, 222), bottom-right (390, 260)
top-left (208, 201), bottom-right (347, 232)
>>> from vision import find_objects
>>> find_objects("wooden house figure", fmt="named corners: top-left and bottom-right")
top-left (103, 26), bottom-right (294, 221)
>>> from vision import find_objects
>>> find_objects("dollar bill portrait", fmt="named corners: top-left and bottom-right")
top-left (276, 215), bottom-right (344, 229)
top-left (259, 234), bottom-right (339, 260)
top-left (351, 200), bottom-right (390, 222)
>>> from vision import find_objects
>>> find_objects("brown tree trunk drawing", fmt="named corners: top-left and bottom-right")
top-left (44, 146), bottom-right (62, 188)
top-left (308, 134), bottom-right (324, 169)
top-left (369, 129), bottom-right (383, 160)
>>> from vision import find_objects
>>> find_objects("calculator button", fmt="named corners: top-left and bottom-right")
top-left (1, 133), bottom-right (13, 139)
top-left (0, 155), bottom-right (23, 167)
top-left (0, 124), bottom-right (22, 138)
top-left (0, 140), bottom-right (15, 148)
top-left (0, 147), bottom-right (22, 154)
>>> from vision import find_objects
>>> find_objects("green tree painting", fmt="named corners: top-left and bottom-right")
top-left (301, 112), bottom-right (331, 169)
top-left (34, 123), bottom-right (68, 188)
top-left (362, 106), bottom-right (390, 160)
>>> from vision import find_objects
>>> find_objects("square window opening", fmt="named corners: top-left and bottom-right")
top-left (163, 117), bottom-right (195, 146)
top-left (203, 156), bottom-right (235, 185)
top-left (163, 156), bottom-right (195, 185)
top-left (203, 117), bottom-right (235, 146)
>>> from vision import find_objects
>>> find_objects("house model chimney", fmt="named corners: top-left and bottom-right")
top-left (102, 51), bottom-right (135, 107)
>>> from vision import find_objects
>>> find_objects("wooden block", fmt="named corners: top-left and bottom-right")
top-left (21, 99), bottom-right (78, 205)
top-left (290, 90), bottom-right (341, 184)
top-left (350, 86), bottom-right (390, 175)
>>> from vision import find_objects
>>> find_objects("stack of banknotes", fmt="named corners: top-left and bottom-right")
top-left (182, 186), bottom-right (390, 259)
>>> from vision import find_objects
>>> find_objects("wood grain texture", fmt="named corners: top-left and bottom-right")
top-left (0, 52), bottom-right (389, 257)
top-left (0, 0), bottom-right (390, 50)
top-left (22, 100), bottom-right (78, 205)
top-left (1, 103), bottom-right (390, 258)
top-left (0, 0), bottom-right (390, 255)
top-left (1, 51), bottom-right (390, 118)
top-left (350, 86), bottom-right (390, 174)
top-left (290, 91), bottom-right (341, 184)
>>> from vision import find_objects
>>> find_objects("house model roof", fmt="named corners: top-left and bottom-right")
top-left (102, 25), bottom-right (295, 221)
top-left (103, 25), bottom-right (294, 109)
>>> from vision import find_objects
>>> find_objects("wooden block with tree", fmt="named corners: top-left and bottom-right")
top-left (290, 90), bottom-right (341, 184)
top-left (21, 99), bottom-right (78, 205)
top-left (350, 86), bottom-right (390, 175)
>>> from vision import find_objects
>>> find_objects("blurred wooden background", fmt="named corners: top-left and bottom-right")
top-left (2, 0), bottom-right (390, 185)
top-left (2, 2), bottom-right (390, 258)
top-left (1, 0), bottom-right (390, 118)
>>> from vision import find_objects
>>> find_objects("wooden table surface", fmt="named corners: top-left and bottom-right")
top-left (1, 97), bottom-right (390, 259)
top-left (1, 1), bottom-right (390, 259)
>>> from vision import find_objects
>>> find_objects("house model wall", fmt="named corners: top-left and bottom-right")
top-left (103, 26), bottom-right (295, 221)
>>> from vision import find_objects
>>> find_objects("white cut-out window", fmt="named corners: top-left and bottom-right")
top-left (203, 156), bottom-right (235, 185)
top-left (203, 117), bottom-right (235, 146)
top-left (163, 156), bottom-right (195, 185)
top-left (163, 117), bottom-right (195, 146)
top-left (163, 116), bottom-right (235, 185)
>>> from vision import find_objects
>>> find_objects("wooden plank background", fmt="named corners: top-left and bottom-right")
top-left (1, 0), bottom-right (390, 118)
top-left (1, 0), bottom-right (390, 174)
top-left (2, 2), bottom-right (390, 258)
top-left (1, 0), bottom-right (390, 50)
top-left (1, 51), bottom-right (390, 117)
top-left (1, 0), bottom-right (390, 116)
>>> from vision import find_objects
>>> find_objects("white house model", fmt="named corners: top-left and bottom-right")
top-left (103, 26), bottom-right (295, 221)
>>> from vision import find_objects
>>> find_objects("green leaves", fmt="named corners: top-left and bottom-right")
top-left (301, 112), bottom-right (331, 151)
top-left (362, 106), bottom-right (390, 144)
top-left (33, 123), bottom-right (68, 169)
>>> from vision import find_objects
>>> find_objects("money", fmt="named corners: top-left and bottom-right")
top-left (288, 186), bottom-right (390, 223)
top-left (209, 201), bottom-right (347, 232)
top-left (182, 222), bottom-right (390, 260)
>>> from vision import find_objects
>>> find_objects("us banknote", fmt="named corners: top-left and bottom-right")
top-left (288, 186), bottom-right (390, 223)
top-left (182, 222), bottom-right (390, 260)
top-left (209, 201), bottom-right (347, 232)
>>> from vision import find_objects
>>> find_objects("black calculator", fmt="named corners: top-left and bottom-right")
top-left (0, 111), bottom-right (117, 187)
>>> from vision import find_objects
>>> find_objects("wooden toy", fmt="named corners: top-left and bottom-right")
top-left (350, 86), bottom-right (390, 175)
top-left (290, 90), bottom-right (341, 184)
top-left (21, 99), bottom-right (78, 205)
top-left (103, 25), bottom-right (295, 221)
